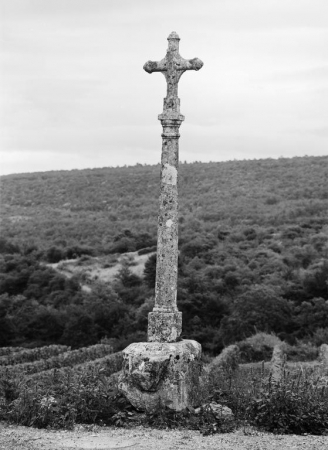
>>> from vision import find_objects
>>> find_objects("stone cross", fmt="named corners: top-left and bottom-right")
top-left (144, 32), bottom-right (203, 343)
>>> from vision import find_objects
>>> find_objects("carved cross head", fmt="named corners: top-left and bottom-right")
top-left (143, 32), bottom-right (203, 117)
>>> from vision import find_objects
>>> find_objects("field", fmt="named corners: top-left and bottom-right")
top-left (1, 337), bottom-right (328, 435)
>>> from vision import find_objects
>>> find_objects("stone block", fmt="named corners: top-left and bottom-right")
top-left (319, 343), bottom-right (328, 366)
top-left (270, 344), bottom-right (286, 383)
top-left (118, 340), bottom-right (203, 412)
top-left (148, 311), bottom-right (182, 343)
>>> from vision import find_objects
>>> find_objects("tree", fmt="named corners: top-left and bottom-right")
top-left (46, 246), bottom-right (64, 263)
top-left (218, 285), bottom-right (291, 345)
top-left (115, 263), bottom-right (142, 288)
top-left (143, 254), bottom-right (156, 288)
top-left (61, 307), bottom-right (98, 348)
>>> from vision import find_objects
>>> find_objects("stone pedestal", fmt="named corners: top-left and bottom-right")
top-left (118, 33), bottom-right (204, 413)
top-left (118, 340), bottom-right (203, 412)
top-left (148, 310), bottom-right (182, 342)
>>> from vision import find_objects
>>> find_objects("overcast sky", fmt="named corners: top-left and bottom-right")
top-left (1, 0), bottom-right (327, 175)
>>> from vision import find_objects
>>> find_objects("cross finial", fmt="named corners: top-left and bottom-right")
top-left (143, 32), bottom-right (203, 118)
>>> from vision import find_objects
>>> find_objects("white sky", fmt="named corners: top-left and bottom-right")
top-left (1, 0), bottom-right (327, 175)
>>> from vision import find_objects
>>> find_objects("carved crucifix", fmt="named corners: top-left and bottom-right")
top-left (144, 32), bottom-right (203, 343)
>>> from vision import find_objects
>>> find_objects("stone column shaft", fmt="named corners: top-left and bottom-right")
top-left (144, 32), bottom-right (203, 343)
top-left (118, 32), bottom-right (204, 414)
top-left (148, 116), bottom-right (183, 342)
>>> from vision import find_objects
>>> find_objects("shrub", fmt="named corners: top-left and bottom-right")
top-left (208, 345), bottom-right (240, 381)
top-left (0, 347), bottom-right (24, 357)
top-left (311, 328), bottom-right (328, 346)
top-left (237, 333), bottom-right (282, 363)
top-left (210, 361), bottom-right (328, 434)
top-left (0, 345), bottom-right (69, 366)
top-left (218, 286), bottom-right (291, 344)
top-left (0, 344), bottom-right (113, 377)
top-left (286, 340), bottom-right (318, 362)
top-left (29, 352), bottom-right (123, 385)
top-left (246, 373), bottom-right (328, 434)
top-left (1, 368), bottom-right (121, 428)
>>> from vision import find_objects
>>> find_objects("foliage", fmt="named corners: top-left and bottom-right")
top-left (285, 340), bottom-right (318, 362)
top-left (29, 352), bottom-right (123, 385)
top-left (0, 344), bottom-right (113, 377)
top-left (218, 286), bottom-right (291, 345)
top-left (0, 345), bottom-right (69, 366)
top-left (1, 156), bottom-right (328, 351)
top-left (0, 346), bottom-right (24, 357)
top-left (143, 253), bottom-right (157, 288)
top-left (1, 343), bottom-right (328, 434)
top-left (208, 345), bottom-right (240, 378)
top-left (237, 333), bottom-right (282, 363)
top-left (246, 374), bottom-right (328, 434)
top-left (0, 369), bottom-right (120, 428)
top-left (209, 361), bottom-right (328, 434)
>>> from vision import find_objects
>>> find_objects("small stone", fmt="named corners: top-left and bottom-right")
top-left (209, 403), bottom-right (234, 420)
top-left (195, 402), bottom-right (234, 421)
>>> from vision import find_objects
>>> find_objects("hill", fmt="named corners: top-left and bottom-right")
top-left (0, 156), bottom-right (328, 352)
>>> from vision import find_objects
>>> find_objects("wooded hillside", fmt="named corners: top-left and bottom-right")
top-left (1, 156), bottom-right (327, 352)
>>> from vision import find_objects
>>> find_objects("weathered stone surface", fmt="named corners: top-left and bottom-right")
top-left (270, 344), bottom-right (286, 383)
top-left (143, 31), bottom-right (203, 108)
top-left (148, 311), bottom-right (182, 343)
top-left (118, 33), bottom-right (204, 413)
top-left (195, 403), bottom-right (234, 421)
top-left (118, 340), bottom-right (203, 411)
top-left (319, 343), bottom-right (328, 366)
top-left (143, 32), bottom-right (203, 343)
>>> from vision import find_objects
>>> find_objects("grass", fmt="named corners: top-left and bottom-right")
top-left (209, 362), bottom-right (328, 434)
top-left (0, 345), bottom-right (328, 435)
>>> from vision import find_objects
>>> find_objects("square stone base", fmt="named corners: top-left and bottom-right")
top-left (118, 340), bottom-right (204, 412)
top-left (148, 311), bottom-right (182, 342)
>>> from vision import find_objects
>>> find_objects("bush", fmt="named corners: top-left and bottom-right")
top-left (0, 345), bottom-right (69, 366)
top-left (238, 333), bottom-right (282, 363)
top-left (0, 347), bottom-right (24, 357)
top-left (285, 340), bottom-right (318, 362)
top-left (29, 352), bottom-right (123, 385)
top-left (1, 368), bottom-right (121, 428)
top-left (1, 344), bottom-right (113, 377)
top-left (208, 345), bottom-right (240, 380)
top-left (218, 286), bottom-right (291, 344)
top-left (311, 328), bottom-right (328, 347)
top-left (210, 360), bottom-right (328, 434)
top-left (246, 374), bottom-right (328, 434)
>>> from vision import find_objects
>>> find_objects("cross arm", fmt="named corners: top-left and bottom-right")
top-left (176, 57), bottom-right (203, 72)
top-left (143, 59), bottom-right (167, 74)
top-left (143, 57), bottom-right (203, 74)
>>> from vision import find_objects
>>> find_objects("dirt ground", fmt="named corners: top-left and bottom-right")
top-left (47, 251), bottom-right (154, 289)
top-left (1, 422), bottom-right (327, 450)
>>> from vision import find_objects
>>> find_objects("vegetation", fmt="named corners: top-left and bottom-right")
top-left (0, 340), bottom-right (327, 434)
top-left (0, 343), bottom-right (113, 376)
top-left (0, 344), bottom-right (123, 429)
top-left (0, 156), bottom-right (327, 353)
top-left (210, 360), bottom-right (328, 434)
